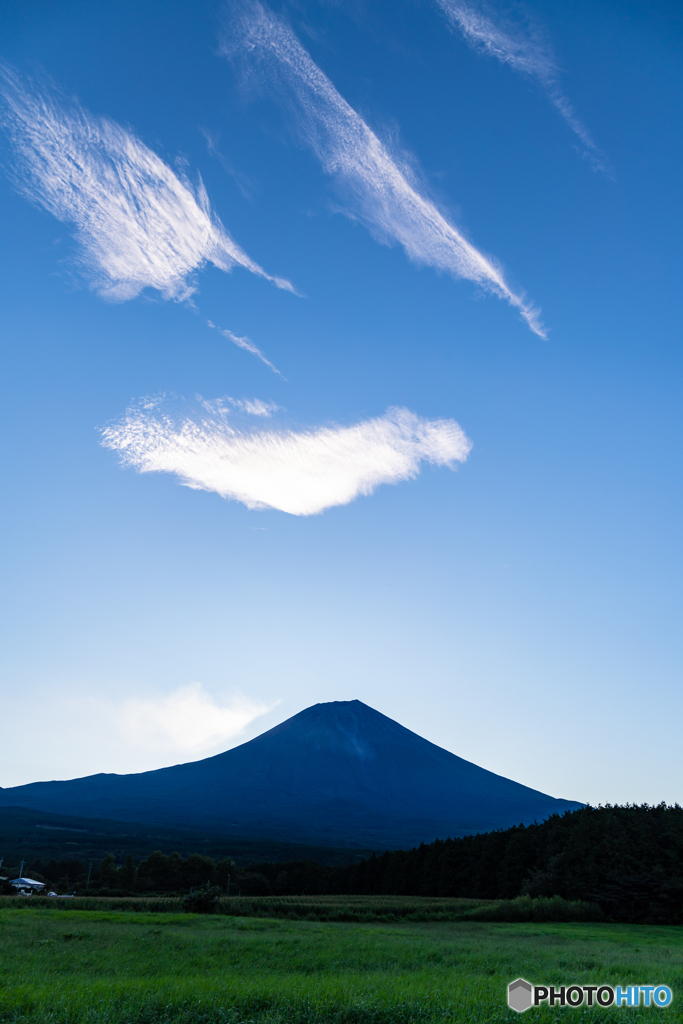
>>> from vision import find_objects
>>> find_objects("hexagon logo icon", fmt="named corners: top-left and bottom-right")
top-left (508, 978), bottom-right (533, 1013)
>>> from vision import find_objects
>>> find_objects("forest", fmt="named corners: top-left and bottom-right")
top-left (5, 804), bottom-right (682, 924)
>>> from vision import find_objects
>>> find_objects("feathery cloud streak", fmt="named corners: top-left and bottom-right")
top-left (222, 2), bottom-right (544, 336)
top-left (207, 318), bottom-right (283, 375)
top-left (0, 66), bottom-right (293, 300)
top-left (433, 0), bottom-right (606, 172)
top-left (101, 397), bottom-right (472, 515)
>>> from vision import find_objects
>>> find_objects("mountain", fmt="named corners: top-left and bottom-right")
top-left (0, 700), bottom-right (582, 849)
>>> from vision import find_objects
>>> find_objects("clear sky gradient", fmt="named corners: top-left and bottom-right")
top-left (1, 0), bottom-right (681, 808)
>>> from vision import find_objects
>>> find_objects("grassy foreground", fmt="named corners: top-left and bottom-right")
top-left (0, 907), bottom-right (681, 1023)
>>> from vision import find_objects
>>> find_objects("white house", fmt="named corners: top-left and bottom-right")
top-left (10, 877), bottom-right (46, 893)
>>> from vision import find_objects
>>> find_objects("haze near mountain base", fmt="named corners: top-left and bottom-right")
top-left (0, 701), bottom-right (581, 849)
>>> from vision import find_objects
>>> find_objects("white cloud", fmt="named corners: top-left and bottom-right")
top-left (222, 2), bottom-right (545, 337)
top-left (0, 684), bottom-right (277, 783)
top-left (199, 393), bottom-right (280, 416)
top-left (207, 319), bottom-right (282, 375)
top-left (101, 397), bottom-right (472, 515)
top-left (231, 397), bottom-right (279, 416)
top-left (118, 682), bottom-right (274, 753)
top-left (0, 65), bottom-right (293, 300)
top-left (434, 0), bottom-right (607, 172)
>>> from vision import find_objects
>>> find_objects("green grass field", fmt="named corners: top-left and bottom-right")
top-left (0, 907), bottom-right (681, 1022)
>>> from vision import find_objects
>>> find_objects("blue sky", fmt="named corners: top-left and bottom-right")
top-left (0, 0), bottom-right (681, 808)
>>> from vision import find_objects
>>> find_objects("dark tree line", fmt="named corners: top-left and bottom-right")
top-left (251, 804), bottom-right (683, 923)
top-left (2, 851), bottom-right (237, 896)
top-left (0, 857), bottom-right (90, 894)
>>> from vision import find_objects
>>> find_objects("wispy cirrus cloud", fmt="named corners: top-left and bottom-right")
top-left (101, 395), bottom-right (472, 516)
top-left (0, 65), bottom-right (293, 301)
top-left (433, 0), bottom-right (606, 172)
top-left (200, 393), bottom-right (280, 416)
top-left (206, 319), bottom-right (283, 375)
top-left (119, 682), bottom-right (275, 754)
top-left (221, 2), bottom-right (544, 337)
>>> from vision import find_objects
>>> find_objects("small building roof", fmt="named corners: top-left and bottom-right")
top-left (10, 877), bottom-right (45, 888)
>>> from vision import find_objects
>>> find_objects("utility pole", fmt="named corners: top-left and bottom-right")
top-left (226, 873), bottom-right (230, 896)
top-left (85, 862), bottom-right (92, 894)
top-left (19, 860), bottom-right (24, 879)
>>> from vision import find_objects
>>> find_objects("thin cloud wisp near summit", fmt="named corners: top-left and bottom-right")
top-left (0, 66), bottom-right (293, 301)
top-left (101, 397), bottom-right (472, 516)
top-left (434, 0), bottom-right (606, 172)
top-left (119, 682), bottom-right (275, 754)
top-left (222, 2), bottom-right (545, 337)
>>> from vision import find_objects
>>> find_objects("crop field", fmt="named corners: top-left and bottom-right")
top-left (0, 907), bottom-right (682, 1023)
top-left (0, 894), bottom-right (603, 923)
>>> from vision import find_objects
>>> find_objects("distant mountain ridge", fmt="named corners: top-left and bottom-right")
top-left (0, 806), bottom-right (368, 868)
top-left (0, 700), bottom-right (582, 849)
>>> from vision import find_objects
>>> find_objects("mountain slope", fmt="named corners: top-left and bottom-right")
top-left (0, 700), bottom-right (582, 848)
